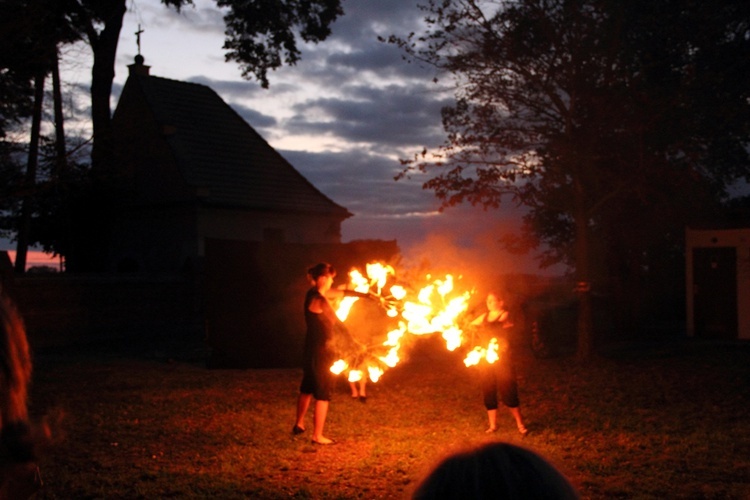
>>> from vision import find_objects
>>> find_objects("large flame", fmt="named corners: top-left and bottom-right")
top-left (329, 261), bottom-right (508, 384)
top-left (400, 275), bottom-right (471, 349)
top-left (330, 358), bottom-right (348, 375)
top-left (366, 262), bottom-right (394, 293)
top-left (463, 337), bottom-right (501, 367)
top-left (335, 269), bottom-right (370, 321)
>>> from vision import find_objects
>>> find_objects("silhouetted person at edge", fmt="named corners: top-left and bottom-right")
top-left (413, 442), bottom-right (579, 500)
top-left (292, 263), bottom-right (374, 445)
top-left (0, 293), bottom-right (50, 499)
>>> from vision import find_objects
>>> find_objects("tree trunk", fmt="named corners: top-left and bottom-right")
top-left (14, 70), bottom-right (46, 274)
top-left (52, 50), bottom-right (67, 179)
top-left (52, 50), bottom-right (69, 271)
top-left (89, 0), bottom-right (126, 175)
top-left (68, 0), bottom-right (126, 272)
top-left (573, 179), bottom-right (594, 361)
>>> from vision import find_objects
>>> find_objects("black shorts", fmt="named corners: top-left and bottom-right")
top-left (481, 362), bottom-right (520, 409)
top-left (300, 354), bottom-right (334, 401)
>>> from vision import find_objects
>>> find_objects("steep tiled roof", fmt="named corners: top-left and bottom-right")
top-left (124, 72), bottom-right (351, 217)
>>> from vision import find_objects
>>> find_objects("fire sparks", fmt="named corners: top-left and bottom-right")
top-left (379, 326), bottom-right (403, 368)
top-left (330, 359), bottom-right (348, 375)
top-left (390, 285), bottom-right (407, 300)
top-left (463, 337), bottom-right (501, 367)
top-left (330, 262), bottom-right (488, 384)
top-left (366, 262), bottom-right (394, 293)
top-left (399, 275), bottom-right (471, 349)
top-left (335, 269), bottom-right (370, 321)
top-left (367, 366), bottom-right (384, 383)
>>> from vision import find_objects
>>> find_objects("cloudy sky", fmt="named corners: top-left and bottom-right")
top-left (114, 0), bottom-right (455, 241)
top-left (13, 0), bottom-right (563, 275)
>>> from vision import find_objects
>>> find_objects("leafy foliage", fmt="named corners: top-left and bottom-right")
top-left (1, 0), bottom-right (344, 267)
top-left (0, 0), bottom-right (78, 139)
top-left (390, 0), bottom-right (750, 352)
top-left (220, 0), bottom-right (344, 88)
top-left (395, 0), bottom-right (748, 257)
top-left (0, 142), bottom-right (25, 241)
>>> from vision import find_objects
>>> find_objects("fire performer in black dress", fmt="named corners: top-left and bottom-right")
top-left (292, 263), bottom-right (374, 445)
top-left (469, 292), bottom-right (528, 436)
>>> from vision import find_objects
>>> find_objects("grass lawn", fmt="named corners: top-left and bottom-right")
top-left (28, 335), bottom-right (750, 499)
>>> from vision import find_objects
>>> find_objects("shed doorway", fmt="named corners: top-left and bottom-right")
top-left (692, 247), bottom-right (737, 339)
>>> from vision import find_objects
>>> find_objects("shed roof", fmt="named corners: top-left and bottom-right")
top-left (118, 68), bottom-right (351, 218)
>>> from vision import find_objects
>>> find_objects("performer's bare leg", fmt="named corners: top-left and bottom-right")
top-left (486, 408), bottom-right (498, 433)
top-left (295, 393), bottom-right (312, 430)
top-left (312, 400), bottom-right (334, 444)
top-left (510, 406), bottom-right (528, 435)
top-left (350, 378), bottom-right (367, 398)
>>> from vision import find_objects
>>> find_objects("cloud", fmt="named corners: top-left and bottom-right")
top-left (335, 0), bottom-right (431, 42)
top-left (280, 148), bottom-right (435, 216)
top-left (285, 89), bottom-right (449, 151)
top-left (130, 0), bottom-right (225, 36)
top-left (106, 0), bottom-right (550, 274)
top-left (229, 103), bottom-right (278, 129)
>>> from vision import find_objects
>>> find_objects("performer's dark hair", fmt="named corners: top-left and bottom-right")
top-left (308, 262), bottom-right (336, 280)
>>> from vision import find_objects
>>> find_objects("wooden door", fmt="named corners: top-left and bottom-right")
top-left (693, 247), bottom-right (737, 339)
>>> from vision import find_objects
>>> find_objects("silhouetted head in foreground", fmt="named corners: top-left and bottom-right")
top-left (413, 442), bottom-right (579, 500)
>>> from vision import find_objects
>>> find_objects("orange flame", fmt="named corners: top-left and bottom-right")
top-left (463, 338), bottom-right (503, 367)
top-left (400, 275), bottom-right (471, 348)
top-left (368, 366), bottom-right (384, 382)
top-left (330, 359), bottom-right (348, 375)
top-left (335, 269), bottom-right (370, 321)
top-left (365, 262), bottom-right (394, 294)
top-left (376, 325), bottom-right (405, 368)
top-left (330, 263), bottom-right (478, 384)
top-left (390, 285), bottom-right (407, 300)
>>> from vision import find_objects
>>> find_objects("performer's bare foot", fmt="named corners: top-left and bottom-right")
top-left (311, 436), bottom-right (336, 445)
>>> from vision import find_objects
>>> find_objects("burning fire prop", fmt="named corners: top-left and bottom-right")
top-left (329, 262), bottom-right (504, 384)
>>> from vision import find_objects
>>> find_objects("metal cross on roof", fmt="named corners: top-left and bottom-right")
top-left (135, 24), bottom-right (144, 55)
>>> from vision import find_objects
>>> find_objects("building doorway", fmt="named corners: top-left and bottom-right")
top-left (692, 247), bottom-right (737, 339)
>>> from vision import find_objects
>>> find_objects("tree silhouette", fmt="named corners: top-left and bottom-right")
top-left (4, 0), bottom-right (344, 271)
top-left (0, 0), bottom-right (81, 272)
top-left (390, 0), bottom-right (750, 360)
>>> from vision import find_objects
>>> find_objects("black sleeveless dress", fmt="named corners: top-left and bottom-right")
top-left (299, 287), bottom-right (336, 401)
top-left (479, 318), bottom-right (520, 410)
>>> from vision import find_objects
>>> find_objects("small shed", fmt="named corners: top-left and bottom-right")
top-left (109, 56), bottom-right (352, 272)
top-left (107, 56), bottom-right (401, 367)
top-left (685, 227), bottom-right (750, 340)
